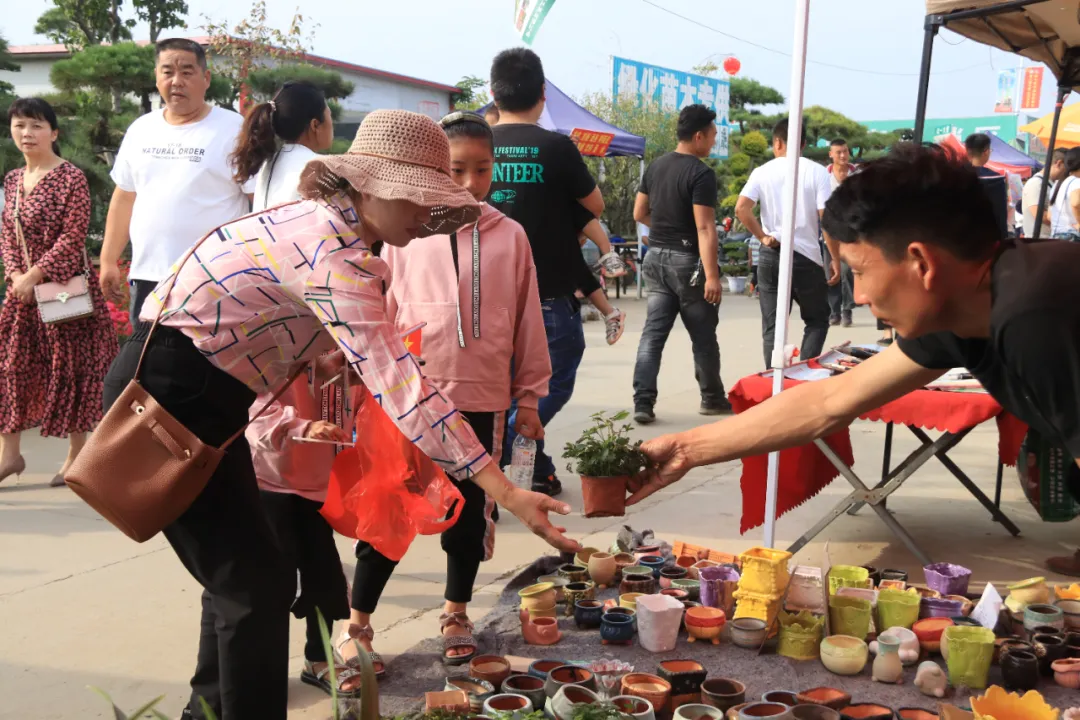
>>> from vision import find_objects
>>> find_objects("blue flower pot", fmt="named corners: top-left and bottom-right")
top-left (575, 600), bottom-right (605, 629)
top-left (600, 612), bottom-right (636, 645)
top-left (640, 555), bottom-right (666, 579)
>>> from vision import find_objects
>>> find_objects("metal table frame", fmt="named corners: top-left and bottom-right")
top-left (786, 421), bottom-right (1022, 566)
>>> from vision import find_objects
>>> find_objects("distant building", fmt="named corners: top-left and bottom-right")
top-left (2, 36), bottom-right (459, 137)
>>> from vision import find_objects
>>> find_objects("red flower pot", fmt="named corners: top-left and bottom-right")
top-left (580, 475), bottom-right (627, 518)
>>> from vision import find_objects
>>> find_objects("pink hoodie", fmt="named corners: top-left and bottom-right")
top-left (384, 203), bottom-right (550, 413)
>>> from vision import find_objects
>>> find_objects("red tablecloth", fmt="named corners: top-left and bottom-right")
top-left (729, 370), bottom-right (1029, 534)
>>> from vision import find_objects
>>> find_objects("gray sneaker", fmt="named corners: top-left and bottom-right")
top-left (699, 398), bottom-right (734, 415)
top-left (634, 407), bottom-right (656, 425)
top-left (599, 251), bottom-right (629, 278)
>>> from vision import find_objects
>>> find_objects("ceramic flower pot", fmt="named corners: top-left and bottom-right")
top-left (544, 665), bottom-right (596, 698)
top-left (880, 569), bottom-right (909, 582)
top-left (576, 547), bottom-right (601, 566)
top-left (701, 678), bottom-right (746, 711)
top-left (761, 691), bottom-right (799, 707)
top-left (878, 579), bottom-right (907, 591)
top-left (640, 555), bottom-right (667, 578)
top-left (913, 660), bottom-right (947, 698)
top-left (468, 655), bottom-right (511, 689)
top-left (482, 693), bottom-right (532, 719)
top-left (777, 610), bottom-right (824, 660)
top-left (870, 626), bottom-right (920, 665)
top-left (1033, 632), bottom-right (1069, 675)
top-left (659, 566), bottom-right (689, 589)
top-left (621, 673), bottom-right (671, 715)
top-left (1052, 656), bottom-right (1080, 688)
top-left (587, 552), bottom-right (618, 589)
top-left (970, 684), bottom-right (1060, 720)
top-left (580, 475), bottom-right (628, 518)
top-left (945, 594), bottom-right (973, 616)
top-left (537, 575), bottom-right (571, 603)
top-left (911, 585), bottom-right (941, 600)
top-left (522, 616), bottom-right (562, 645)
top-left (1067, 630), bottom-right (1080, 657)
top-left (876, 588), bottom-right (921, 630)
top-left (657, 659), bottom-right (707, 710)
top-left (730, 617), bottom-right (769, 648)
top-left (913, 617), bottom-right (954, 654)
top-left (613, 552), bottom-right (636, 580)
top-left (1024, 603), bottom-right (1065, 633)
top-left (575, 599), bottom-right (605, 629)
top-left (519, 582), bottom-right (557, 611)
top-left (829, 595), bottom-right (872, 640)
top-left (673, 578), bottom-right (701, 601)
top-left (444, 676), bottom-right (495, 713)
top-left (550, 684), bottom-right (601, 720)
top-left (690, 559), bottom-right (720, 580)
top-left (828, 565), bottom-right (871, 595)
top-left (700, 565), bottom-right (740, 616)
top-left (1000, 648), bottom-right (1040, 691)
top-left (1056, 598), bottom-right (1080, 630)
top-left (528, 659), bottom-right (566, 680)
top-left (636, 593), bottom-right (685, 653)
top-left (791, 707), bottom-right (841, 720)
top-left (613, 695), bottom-right (656, 720)
top-left (563, 581), bottom-right (596, 616)
top-left (661, 588), bottom-right (690, 602)
top-left (943, 625), bottom-right (995, 689)
top-left (675, 704), bottom-right (725, 720)
top-left (1006, 576), bottom-right (1050, 607)
top-left (895, 709), bottom-right (939, 720)
top-left (923, 562), bottom-right (972, 596)
top-left (920, 597), bottom-right (963, 620)
top-left (425, 690), bottom-right (471, 713)
top-left (838, 704), bottom-right (893, 720)
top-left (992, 637), bottom-right (1033, 665)
top-left (620, 592), bottom-right (645, 610)
top-left (606, 606), bottom-right (636, 624)
top-left (600, 611), bottom-right (636, 645)
top-left (738, 547), bottom-right (793, 595)
top-left (621, 572), bottom-right (657, 596)
top-left (502, 675), bottom-right (548, 712)
top-left (526, 603), bottom-right (557, 621)
top-left (558, 564), bottom-right (588, 583)
top-left (819, 635), bottom-right (869, 676)
top-left (738, 702), bottom-right (793, 718)
top-left (633, 544), bottom-right (662, 562)
top-left (676, 554), bottom-right (698, 570)
top-left (795, 687), bottom-right (850, 710)
top-left (871, 633), bottom-right (904, 684)
top-left (685, 606), bottom-right (726, 644)
top-left (788, 566), bottom-right (827, 614)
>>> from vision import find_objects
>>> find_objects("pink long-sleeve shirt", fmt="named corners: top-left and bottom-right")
top-left (383, 203), bottom-right (550, 413)
top-left (143, 193), bottom-right (491, 481)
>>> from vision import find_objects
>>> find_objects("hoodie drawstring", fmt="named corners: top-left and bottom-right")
top-left (449, 224), bottom-right (481, 348)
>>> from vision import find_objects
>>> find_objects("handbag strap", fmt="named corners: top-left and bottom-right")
top-left (132, 202), bottom-right (314, 452)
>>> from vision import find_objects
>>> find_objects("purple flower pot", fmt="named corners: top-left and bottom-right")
top-left (920, 596), bottom-right (963, 619)
top-left (923, 562), bottom-right (972, 596)
top-left (699, 565), bottom-right (740, 616)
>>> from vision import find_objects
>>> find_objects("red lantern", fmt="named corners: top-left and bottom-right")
top-left (723, 56), bottom-right (741, 76)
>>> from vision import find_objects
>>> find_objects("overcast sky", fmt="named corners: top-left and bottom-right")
top-left (2, 0), bottom-right (1072, 122)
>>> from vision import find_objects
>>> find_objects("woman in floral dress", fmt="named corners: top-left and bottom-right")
top-left (0, 98), bottom-right (118, 486)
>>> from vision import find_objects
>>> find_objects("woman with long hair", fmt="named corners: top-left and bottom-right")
top-left (1050, 146), bottom-right (1080, 241)
top-left (0, 97), bottom-right (118, 486)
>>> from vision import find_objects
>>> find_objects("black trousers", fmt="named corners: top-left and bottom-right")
top-left (259, 491), bottom-right (350, 663)
top-left (351, 410), bottom-right (499, 612)
top-left (129, 278), bottom-right (159, 328)
top-left (103, 327), bottom-right (295, 720)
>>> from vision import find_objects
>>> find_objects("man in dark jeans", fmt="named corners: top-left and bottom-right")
top-left (632, 105), bottom-right (729, 424)
top-left (736, 118), bottom-right (839, 368)
top-left (487, 48), bottom-right (606, 496)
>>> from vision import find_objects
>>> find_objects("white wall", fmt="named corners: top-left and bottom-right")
top-left (0, 57), bottom-right (57, 97)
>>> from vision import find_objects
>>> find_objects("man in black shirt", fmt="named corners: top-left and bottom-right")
top-left (965, 132), bottom-right (1009, 239)
top-left (628, 146), bottom-right (1080, 576)
top-left (487, 47), bottom-right (606, 496)
top-left (631, 104), bottom-right (727, 425)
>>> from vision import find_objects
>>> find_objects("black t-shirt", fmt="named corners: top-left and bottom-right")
top-left (489, 123), bottom-right (597, 300)
top-left (975, 166), bottom-right (1009, 239)
top-left (639, 151), bottom-right (718, 254)
top-left (897, 239), bottom-right (1080, 460)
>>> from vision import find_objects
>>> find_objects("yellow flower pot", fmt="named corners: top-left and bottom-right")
top-left (970, 685), bottom-right (1060, 720)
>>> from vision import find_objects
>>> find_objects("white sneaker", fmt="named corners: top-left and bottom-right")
top-left (604, 308), bottom-right (625, 345)
top-left (599, 251), bottom-right (629, 278)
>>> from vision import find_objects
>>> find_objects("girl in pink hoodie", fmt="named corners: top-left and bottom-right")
top-left (342, 111), bottom-right (551, 667)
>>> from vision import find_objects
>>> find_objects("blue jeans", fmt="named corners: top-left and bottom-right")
top-left (821, 242), bottom-right (854, 318)
top-left (503, 296), bottom-right (586, 479)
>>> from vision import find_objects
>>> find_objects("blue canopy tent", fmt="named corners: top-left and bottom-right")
top-left (987, 132), bottom-right (1041, 179)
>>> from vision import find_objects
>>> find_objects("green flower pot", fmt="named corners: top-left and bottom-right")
top-left (777, 610), bottom-right (823, 660)
top-left (829, 595), bottom-right (872, 640)
top-left (944, 625), bottom-right (995, 689)
top-left (876, 588), bottom-right (920, 630)
top-left (828, 565), bottom-right (871, 595)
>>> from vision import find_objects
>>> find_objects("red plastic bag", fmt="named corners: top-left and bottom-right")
top-left (321, 385), bottom-right (464, 561)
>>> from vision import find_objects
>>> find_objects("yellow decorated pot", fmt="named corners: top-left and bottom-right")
top-left (970, 685), bottom-right (1059, 720)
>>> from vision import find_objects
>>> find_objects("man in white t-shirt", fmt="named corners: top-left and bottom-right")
top-left (736, 117), bottom-right (839, 367)
top-left (100, 38), bottom-right (254, 325)
top-left (1022, 148), bottom-right (1066, 238)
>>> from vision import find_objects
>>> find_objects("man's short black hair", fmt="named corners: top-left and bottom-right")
top-left (822, 144), bottom-right (998, 263)
top-left (490, 48), bottom-right (544, 113)
top-left (676, 104), bottom-right (717, 142)
top-left (964, 132), bottom-right (992, 155)
top-left (155, 38), bottom-right (207, 70)
top-left (773, 117), bottom-right (807, 147)
top-left (830, 138), bottom-right (848, 147)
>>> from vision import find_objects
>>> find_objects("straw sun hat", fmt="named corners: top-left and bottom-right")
top-left (298, 109), bottom-right (481, 237)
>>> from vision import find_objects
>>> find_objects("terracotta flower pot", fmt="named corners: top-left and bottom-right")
top-left (1052, 656), bottom-right (1080, 688)
top-left (468, 655), bottom-right (511, 689)
top-left (482, 693), bottom-right (532, 719)
top-left (544, 665), bottom-right (596, 698)
top-left (502, 675), bottom-right (547, 712)
top-left (444, 677), bottom-right (496, 713)
top-left (527, 659), bottom-right (565, 679)
top-left (588, 552), bottom-right (618, 589)
top-left (791, 707), bottom-right (841, 720)
top-left (621, 672), bottom-right (671, 713)
top-left (425, 690), bottom-right (470, 713)
top-left (580, 474), bottom-right (627, 518)
top-left (795, 687), bottom-right (850, 710)
top-left (838, 704), bottom-right (893, 720)
top-left (519, 582), bottom-right (557, 611)
top-left (701, 678), bottom-right (745, 711)
top-left (522, 616), bottom-right (561, 645)
top-left (896, 709), bottom-right (939, 720)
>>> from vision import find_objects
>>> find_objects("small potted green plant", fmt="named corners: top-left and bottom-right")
top-left (564, 411), bottom-right (649, 518)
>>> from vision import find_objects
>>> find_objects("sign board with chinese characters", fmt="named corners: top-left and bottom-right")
top-left (995, 69), bottom-right (1019, 113)
top-left (570, 128), bottom-right (615, 157)
top-left (1020, 66), bottom-right (1044, 110)
top-left (611, 55), bottom-right (730, 159)
top-left (514, 0), bottom-right (556, 45)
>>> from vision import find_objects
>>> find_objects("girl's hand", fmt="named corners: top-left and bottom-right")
top-left (11, 268), bottom-right (42, 304)
top-left (514, 407), bottom-right (544, 440)
top-left (305, 420), bottom-right (349, 443)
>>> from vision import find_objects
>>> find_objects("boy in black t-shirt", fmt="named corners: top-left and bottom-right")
top-left (628, 146), bottom-right (1080, 577)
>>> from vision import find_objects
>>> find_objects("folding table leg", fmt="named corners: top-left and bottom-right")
top-left (848, 421), bottom-right (895, 516)
top-left (995, 460), bottom-right (1004, 509)
top-left (907, 426), bottom-right (1022, 537)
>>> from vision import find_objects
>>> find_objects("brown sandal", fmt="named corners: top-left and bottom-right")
top-left (336, 623), bottom-right (386, 678)
top-left (440, 611), bottom-right (478, 666)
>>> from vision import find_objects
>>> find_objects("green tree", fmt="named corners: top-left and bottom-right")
top-left (35, 0), bottom-right (133, 49)
top-left (730, 77), bottom-right (785, 134)
top-left (133, 0), bottom-right (188, 43)
top-left (453, 75), bottom-right (489, 111)
top-left (246, 64), bottom-right (355, 120)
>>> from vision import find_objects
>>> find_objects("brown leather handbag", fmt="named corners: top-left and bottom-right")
top-left (65, 239), bottom-right (307, 542)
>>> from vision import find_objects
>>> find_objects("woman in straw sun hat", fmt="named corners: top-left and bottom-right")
top-left (99, 109), bottom-right (582, 720)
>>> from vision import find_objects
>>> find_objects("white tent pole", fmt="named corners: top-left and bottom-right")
top-left (763, 0), bottom-right (811, 550)
top-left (638, 157), bottom-right (645, 299)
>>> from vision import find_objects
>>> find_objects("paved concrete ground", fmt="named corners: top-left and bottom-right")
top-left (2, 291), bottom-right (1077, 719)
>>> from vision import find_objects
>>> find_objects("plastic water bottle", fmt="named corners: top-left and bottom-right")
top-left (509, 435), bottom-right (536, 488)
